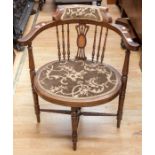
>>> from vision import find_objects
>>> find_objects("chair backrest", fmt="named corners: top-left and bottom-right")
top-left (54, 20), bottom-right (109, 63)
top-left (18, 5), bottom-right (139, 77)
top-left (45, 6), bottom-right (113, 63)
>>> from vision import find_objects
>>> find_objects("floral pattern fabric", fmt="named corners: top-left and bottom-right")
top-left (36, 60), bottom-right (120, 99)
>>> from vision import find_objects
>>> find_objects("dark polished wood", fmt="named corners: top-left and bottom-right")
top-left (67, 24), bottom-right (70, 60)
top-left (117, 49), bottom-right (130, 128)
top-left (96, 26), bottom-right (103, 62)
top-left (71, 107), bottom-right (80, 150)
top-left (27, 44), bottom-right (40, 123)
top-left (40, 109), bottom-right (71, 114)
top-left (81, 112), bottom-right (117, 116)
top-left (92, 25), bottom-right (97, 62)
top-left (18, 5), bottom-right (139, 150)
top-left (101, 28), bottom-right (108, 63)
top-left (40, 108), bottom-right (117, 117)
top-left (56, 26), bottom-right (61, 61)
top-left (13, 50), bottom-right (16, 64)
top-left (18, 21), bottom-right (139, 51)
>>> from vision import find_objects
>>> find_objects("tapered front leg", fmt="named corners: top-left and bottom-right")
top-left (117, 76), bottom-right (127, 128)
top-left (117, 50), bottom-right (130, 128)
top-left (32, 88), bottom-right (40, 123)
top-left (71, 107), bottom-right (80, 150)
top-left (28, 44), bottom-right (40, 123)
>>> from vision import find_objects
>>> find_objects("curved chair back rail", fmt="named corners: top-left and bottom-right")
top-left (18, 19), bottom-right (139, 51)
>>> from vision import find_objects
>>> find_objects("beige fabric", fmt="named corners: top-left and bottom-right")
top-left (59, 5), bottom-right (112, 23)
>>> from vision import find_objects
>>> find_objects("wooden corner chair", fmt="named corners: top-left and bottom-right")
top-left (18, 5), bottom-right (139, 150)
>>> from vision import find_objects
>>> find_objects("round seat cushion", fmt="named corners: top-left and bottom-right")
top-left (34, 60), bottom-right (122, 107)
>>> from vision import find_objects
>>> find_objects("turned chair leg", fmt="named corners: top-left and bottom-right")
top-left (117, 50), bottom-right (130, 128)
top-left (117, 76), bottom-right (127, 128)
top-left (117, 91), bottom-right (125, 128)
top-left (32, 89), bottom-right (40, 123)
top-left (71, 107), bottom-right (80, 150)
top-left (27, 44), bottom-right (40, 123)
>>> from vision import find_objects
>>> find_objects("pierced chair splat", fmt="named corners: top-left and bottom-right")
top-left (18, 5), bottom-right (139, 150)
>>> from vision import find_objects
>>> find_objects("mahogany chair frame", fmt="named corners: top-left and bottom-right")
top-left (18, 12), bottom-right (139, 150)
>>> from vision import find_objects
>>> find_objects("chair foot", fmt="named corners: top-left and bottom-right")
top-left (72, 131), bottom-right (77, 150)
top-left (32, 91), bottom-right (40, 123)
top-left (117, 80), bottom-right (126, 129)
top-left (36, 114), bottom-right (40, 123)
top-left (117, 117), bottom-right (121, 128)
top-left (73, 141), bottom-right (77, 151)
top-left (117, 112), bottom-right (122, 128)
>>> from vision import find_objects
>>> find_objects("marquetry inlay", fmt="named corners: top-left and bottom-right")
top-left (75, 24), bottom-right (89, 60)
top-left (77, 34), bottom-right (86, 48)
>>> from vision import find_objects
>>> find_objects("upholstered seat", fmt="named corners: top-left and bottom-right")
top-left (34, 60), bottom-right (121, 107)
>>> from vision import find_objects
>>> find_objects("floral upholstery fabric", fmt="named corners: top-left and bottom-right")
top-left (35, 60), bottom-right (121, 99)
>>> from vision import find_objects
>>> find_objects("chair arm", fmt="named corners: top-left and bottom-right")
top-left (111, 23), bottom-right (140, 51)
top-left (17, 21), bottom-right (53, 46)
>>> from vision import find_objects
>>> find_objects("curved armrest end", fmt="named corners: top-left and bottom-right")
top-left (111, 23), bottom-right (140, 51)
top-left (122, 37), bottom-right (140, 51)
top-left (17, 21), bottom-right (54, 46)
top-left (17, 37), bottom-right (31, 46)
